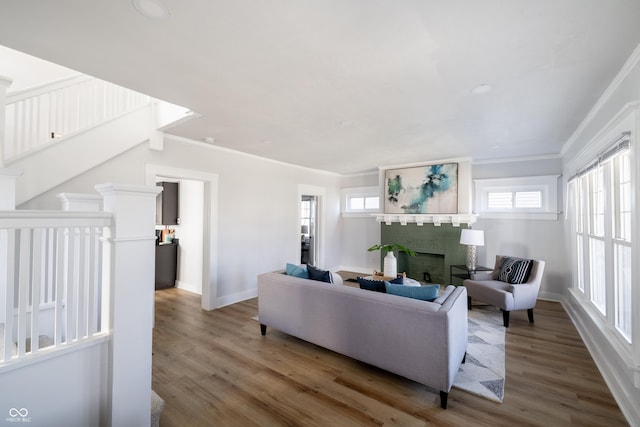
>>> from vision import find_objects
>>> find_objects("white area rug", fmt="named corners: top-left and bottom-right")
top-left (453, 308), bottom-right (506, 403)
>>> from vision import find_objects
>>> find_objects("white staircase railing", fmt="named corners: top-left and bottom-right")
top-left (4, 75), bottom-right (150, 162)
top-left (0, 211), bottom-right (111, 362)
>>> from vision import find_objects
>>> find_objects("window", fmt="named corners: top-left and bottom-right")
top-left (474, 175), bottom-right (559, 220)
top-left (341, 187), bottom-right (380, 217)
top-left (569, 134), bottom-right (631, 344)
top-left (487, 190), bottom-right (542, 210)
top-left (348, 195), bottom-right (379, 211)
top-left (612, 152), bottom-right (632, 341)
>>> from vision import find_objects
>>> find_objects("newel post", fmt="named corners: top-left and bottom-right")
top-left (0, 169), bottom-right (21, 328)
top-left (95, 183), bottom-right (161, 427)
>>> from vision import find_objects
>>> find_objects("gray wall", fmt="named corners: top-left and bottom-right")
top-left (21, 137), bottom-right (343, 306)
top-left (472, 157), bottom-right (566, 299)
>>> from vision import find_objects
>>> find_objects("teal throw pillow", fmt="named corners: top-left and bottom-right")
top-left (286, 263), bottom-right (309, 279)
top-left (385, 282), bottom-right (440, 301)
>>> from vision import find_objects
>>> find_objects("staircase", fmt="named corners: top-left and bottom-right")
top-left (0, 72), bottom-right (195, 206)
top-left (0, 70), bottom-right (189, 425)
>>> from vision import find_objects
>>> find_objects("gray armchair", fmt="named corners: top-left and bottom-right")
top-left (463, 255), bottom-right (545, 327)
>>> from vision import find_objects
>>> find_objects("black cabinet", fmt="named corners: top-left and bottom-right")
top-left (156, 182), bottom-right (180, 225)
top-left (155, 240), bottom-right (178, 290)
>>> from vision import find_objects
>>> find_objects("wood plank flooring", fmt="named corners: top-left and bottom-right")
top-left (152, 286), bottom-right (628, 426)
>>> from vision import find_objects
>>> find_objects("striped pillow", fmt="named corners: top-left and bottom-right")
top-left (498, 257), bottom-right (533, 284)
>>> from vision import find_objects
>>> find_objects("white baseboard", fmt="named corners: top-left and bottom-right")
top-left (216, 288), bottom-right (258, 309)
top-left (562, 291), bottom-right (639, 427)
top-left (175, 280), bottom-right (202, 295)
top-left (537, 291), bottom-right (564, 302)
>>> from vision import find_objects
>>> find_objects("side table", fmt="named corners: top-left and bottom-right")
top-left (449, 264), bottom-right (493, 286)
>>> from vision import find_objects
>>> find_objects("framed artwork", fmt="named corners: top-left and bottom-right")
top-left (384, 163), bottom-right (458, 214)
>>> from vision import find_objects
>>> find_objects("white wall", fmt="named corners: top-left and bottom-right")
top-left (0, 44), bottom-right (78, 93)
top-left (472, 157), bottom-right (566, 299)
top-left (560, 45), bottom-right (640, 426)
top-left (338, 172), bottom-right (381, 273)
top-left (174, 178), bottom-right (204, 295)
top-left (0, 340), bottom-right (108, 427)
top-left (21, 136), bottom-right (343, 307)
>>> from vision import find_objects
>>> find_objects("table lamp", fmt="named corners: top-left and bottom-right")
top-left (460, 229), bottom-right (484, 270)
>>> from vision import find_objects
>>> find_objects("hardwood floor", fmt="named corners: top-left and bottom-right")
top-left (152, 287), bottom-right (628, 426)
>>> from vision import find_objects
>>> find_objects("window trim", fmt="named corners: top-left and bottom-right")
top-left (473, 175), bottom-right (560, 220)
top-left (341, 186), bottom-right (380, 218)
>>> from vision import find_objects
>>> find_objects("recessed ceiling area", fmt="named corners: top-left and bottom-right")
top-left (0, 1), bottom-right (639, 174)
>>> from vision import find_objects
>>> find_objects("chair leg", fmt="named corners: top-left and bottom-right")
top-left (502, 310), bottom-right (510, 327)
top-left (527, 309), bottom-right (534, 323)
top-left (467, 296), bottom-right (472, 310)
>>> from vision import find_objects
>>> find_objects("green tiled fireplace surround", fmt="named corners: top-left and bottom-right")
top-left (380, 223), bottom-right (469, 286)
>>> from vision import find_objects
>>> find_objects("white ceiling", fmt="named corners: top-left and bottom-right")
top-left (1, 1), bottom-right (639, 175)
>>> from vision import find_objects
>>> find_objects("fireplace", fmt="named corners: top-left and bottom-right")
top-left (408, 252), bottom-right (445, 285)
top-left (381, 223), bottom-right (467, 286)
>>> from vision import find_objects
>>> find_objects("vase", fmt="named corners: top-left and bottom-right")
top-left (383, 251), bottom-right (397, 278)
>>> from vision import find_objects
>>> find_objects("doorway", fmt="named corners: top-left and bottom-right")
top-left (300, 195), bottom-right (318, 265)
top-left (146, 164), bottom-right (219, 311)
top-left (298, 184), bottom-right (325, 267)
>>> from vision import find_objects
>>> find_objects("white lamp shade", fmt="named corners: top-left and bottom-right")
top-left (460, 229), bottom-right (484, 246)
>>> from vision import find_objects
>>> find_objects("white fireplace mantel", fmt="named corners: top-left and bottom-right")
top-left (373, 213), bottom-right (477, 226)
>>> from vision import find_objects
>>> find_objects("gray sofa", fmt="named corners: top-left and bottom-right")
top-left (257, 270), bottom-right (468, 409)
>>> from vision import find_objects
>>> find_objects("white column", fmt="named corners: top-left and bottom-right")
top-left (57, 192), bottom-right (102, 211)
top-left (0, 168), bottom-right (21, 210)
top-left (0, 75), bottom-right (13, 168)
top-left (95, 183), bottom-right (161, 427)
top-left (0, 169), bottom-right (20, 326)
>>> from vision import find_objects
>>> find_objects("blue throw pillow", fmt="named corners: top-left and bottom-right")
top-left (385, 282), bottom-right (440, 301)
top-left (388, 276), bottom-right (404, 285)
top-left (307, 265), bottom-right (332, 283)
top-left (285, 263), bottom-right (309, 279)
top-left (357, 277), bottom-right (387, 293)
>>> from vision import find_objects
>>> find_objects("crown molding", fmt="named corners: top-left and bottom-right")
top-left (378, 157), bottom-right (472, 171)
top-left (471, 153), bottom-right (561, 165)
top-left (561, 40), bottom-right (640, 157)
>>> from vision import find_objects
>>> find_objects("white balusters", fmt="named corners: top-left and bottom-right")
top-left (4, 75), bottom-right (150, 162)
top-left (0, 213), bottom-right (111, 363)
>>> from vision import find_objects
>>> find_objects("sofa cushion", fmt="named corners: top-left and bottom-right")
top-left (307, 265), bottom-right (333, 283)
top-left (385, 282), bottom-right (440, 301)
top-left (286, 263), bottom-right (309, 279)
top-left (498, 257), bottom-right (533, 284)
top-left (357, 277), bottom-right (387, 293)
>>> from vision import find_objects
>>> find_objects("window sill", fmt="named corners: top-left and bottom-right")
top-left (475, 211), bottom-right (559, 221)
top-left (341, 211), bottom-right (380, 218)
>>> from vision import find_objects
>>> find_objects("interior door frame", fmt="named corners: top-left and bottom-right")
top-left (146, 164), bottom-right (219, 311)
top-left (298, 184), bottom-right (325, 267)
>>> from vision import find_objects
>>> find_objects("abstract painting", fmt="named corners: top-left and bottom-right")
top-left (384, 163), bottom-right (458, 214)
